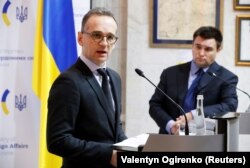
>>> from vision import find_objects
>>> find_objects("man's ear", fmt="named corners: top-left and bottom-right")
top-left (77, 32), bottom-right (84, 46)
top-left (217, 46), bottom-right (222, 52)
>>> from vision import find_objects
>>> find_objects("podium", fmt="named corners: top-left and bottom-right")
top-left (143, 112), bottom-right (244, 152)
top-left (213, 112), bottom-right (241, 152)
top-left (143, 134), bottom-right (225, 152)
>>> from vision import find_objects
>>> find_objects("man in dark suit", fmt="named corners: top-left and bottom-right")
top-left (149, 26), bottom-right (238, 135)
top-left (47, 8), bottom-right (127, 168)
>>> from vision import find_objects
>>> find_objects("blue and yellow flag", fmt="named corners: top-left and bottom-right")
top-left (32, 0), bottom-right (77, 167)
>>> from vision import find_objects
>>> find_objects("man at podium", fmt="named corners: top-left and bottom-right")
top-left (149, 26), bottom-right (238, 135)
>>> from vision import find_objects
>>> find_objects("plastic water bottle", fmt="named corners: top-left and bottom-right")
top-left (195, 95), bottom-right (206, 135)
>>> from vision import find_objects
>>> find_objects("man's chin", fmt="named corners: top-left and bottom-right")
top-left (196, 61), bottom-right (209, 68)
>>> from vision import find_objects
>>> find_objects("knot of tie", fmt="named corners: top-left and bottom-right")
top-left (196, 68), bottom-right (204, 77)
top-left (97, 68), bottom-right (108, 79)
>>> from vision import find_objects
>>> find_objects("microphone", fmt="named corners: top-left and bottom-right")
top-left (207, 72), bottom-right (250, 113)
top-left (135, 68), bottom-right (189, 135)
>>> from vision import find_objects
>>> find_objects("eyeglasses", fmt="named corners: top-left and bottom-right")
top-left (82, 31), bottom-right (118, 45)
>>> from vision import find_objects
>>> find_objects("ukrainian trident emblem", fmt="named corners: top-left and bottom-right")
top-left (15, 94), bottom-right (27, 111)
top-left (16, 5), bottom-right (28, 23)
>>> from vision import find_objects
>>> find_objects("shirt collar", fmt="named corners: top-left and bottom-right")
top-left (79, 55), bottom-right (107, 73)
top-left (190, 60), bottom-right (209, 75)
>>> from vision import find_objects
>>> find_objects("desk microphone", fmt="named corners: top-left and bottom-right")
top-left (135, 68), bottom-right (189, 135)
top-left (207, 72), bottom-right (250, 113)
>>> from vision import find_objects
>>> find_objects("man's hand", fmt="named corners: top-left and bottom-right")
top-left (176, 112), bottom-right (193, 123)
top-left (170, 120), bottom-right (182, 135)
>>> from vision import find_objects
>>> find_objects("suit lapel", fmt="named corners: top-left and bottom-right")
top-left (178, 62), bottom-right (191, 104)
top-left (88, 76), bottom-right (116, 124)
top-left (198, 62), bottom-right (221, 93)
top-left (76, 59), bottom-right (115, 133)
top-left (107, 69), bottom-right (121, 140)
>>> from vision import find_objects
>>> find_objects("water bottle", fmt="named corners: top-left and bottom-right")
top-left (195, 95), bottom-right (206, 135)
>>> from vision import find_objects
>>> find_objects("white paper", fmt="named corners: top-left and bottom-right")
top-left (113, 133), bottom-right (149, 151)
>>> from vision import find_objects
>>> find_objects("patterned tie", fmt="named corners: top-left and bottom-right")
top-left (183, 69), bottom-right (204, 112)
top-left (97, 68), bottom-right (114, 110)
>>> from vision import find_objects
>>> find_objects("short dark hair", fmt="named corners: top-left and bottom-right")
top-left (193, 26), bottom-right (223, 49)
top-left (81, 7), bottom-right (117, 32)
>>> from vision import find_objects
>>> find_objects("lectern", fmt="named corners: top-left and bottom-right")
top-left (213, 112), bottom-right (240, 151)
top-left (143, 134), bottom-right (225, 152)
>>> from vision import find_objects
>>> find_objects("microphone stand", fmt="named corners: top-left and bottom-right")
top-left (135, 69), bottom-right (189, 135)
top-left (237, 87), bottom-right (250, 113)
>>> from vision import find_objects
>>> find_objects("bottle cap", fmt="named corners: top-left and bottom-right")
top-left (197, 94), bottom-right (204, 100)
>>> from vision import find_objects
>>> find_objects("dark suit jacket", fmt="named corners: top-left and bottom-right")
top-left (47, 58), bottom-right (127, 168)
top-left (149, 61), bottom-right (238, 134)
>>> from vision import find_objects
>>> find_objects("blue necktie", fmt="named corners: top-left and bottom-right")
top-left (183, 69), bottom-right (204, 112)
top-left (97, 68), bottom-right (114, 110)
